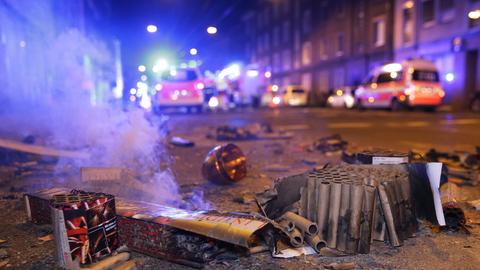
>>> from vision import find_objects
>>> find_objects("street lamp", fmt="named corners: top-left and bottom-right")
top-left (207, 26), bottom-right (217, 35)
top-left (189, 48), bottom-right (198, 56)
top-left (138, 65), bottom-right (146, 72)
top-left (146, 24), bottom-right (157, 33)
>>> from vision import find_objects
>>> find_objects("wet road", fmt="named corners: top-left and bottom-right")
top-left (166, 107), bottom-right (480, 152)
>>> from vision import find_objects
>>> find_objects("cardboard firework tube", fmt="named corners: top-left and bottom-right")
top-left (392, 179), bottom-right (407, 240)
top-left (358, 184), bottom-right (376, 254)
top-left (316, 181), bottom-right (331, 240)
top-left (299, 186), bottom-right (307, 218)
top-left (336, 183), bottom-right (351, 252)
top-left (283, 211), bottom-right (318, 235)
top-left (278, 219), bottom-right (295, 232)
top-left (378, 182), bottom-right (401, 247)
top-left (327, 182), bottom-right (342, 248)
top-left (287, 227), bottom-right (304, 247)
top-left (398, 177), bottom-right (416, 236)
top-left (371, 190), bottom-right (386, 242)
top-left (307, 177), bottom-right (317, 221)
top-left (346, 184), bottom-right (364, 254)
top-left (305, 234), bottom-right (327, 253)
top-left (385, 181), bottom-right (404, 243)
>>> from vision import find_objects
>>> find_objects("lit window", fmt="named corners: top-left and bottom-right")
top-left (373, 18), bottom-right (386, 47)
top-left (302, 41), bottom-right (312, 65)
top-left (403, 6), bottom-right (414, 45)
top-left (337, 33), bottom-right (344, 55)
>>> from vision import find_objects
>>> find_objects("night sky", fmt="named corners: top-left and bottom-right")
top-left (107, 0), bottom-right (255, 74)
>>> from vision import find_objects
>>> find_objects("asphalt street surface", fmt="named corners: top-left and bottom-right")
top-left (1, 107), bottom-right (480, 269)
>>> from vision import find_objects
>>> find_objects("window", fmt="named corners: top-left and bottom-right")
top-left (264, 33), bottom-right (270, 51)
top-left (318, 39), bottom-right (327, 60)
top-left (302, 41), bottom-right (312, 65)
top-left (440, 0), bottom-right (454, 21)
top-left (273, 27), bottom-right (280, 46)
top-left (273, 52), bottom-right (280, 72)
top-left (377, 72), bottom-right (403, 83)
top-left (373, 18), bottom-right (386, 47)
top-left (282, 49), bottom-right (291, 71)
top-left (412, 70), bottom-right (440, 82)
top-left (283, 0), bottom-right (290, 15)
top-left (336, 2), bottom-right (345, 17)
top-left (422, 0), bottom-right (436, 25)
top-left (283, 21), bottom-right (290, 43)
top-left (303, 10), bottom-right (312, 34)
top-left (294, 29), bottom-right (300, 50)
top-left (336, 33), bottom-right (344, 55)
top-left (403, 6), bottom-right (414, 44)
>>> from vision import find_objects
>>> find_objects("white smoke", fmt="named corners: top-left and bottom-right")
top-left (1, 28), bottom-right (182, 205)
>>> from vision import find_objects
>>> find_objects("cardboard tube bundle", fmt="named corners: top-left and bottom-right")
top-left (295, 164), bottom-right (415, 254)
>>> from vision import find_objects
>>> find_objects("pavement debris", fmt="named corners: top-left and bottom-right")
top-left (324, 262), bottom-right (356, 270)
top-left (467, 199), bottom-right (480, 210)
top-left (307, 134), bottom-right (348, 153)
top-left (37, 234), bottom-right (53, 242)
top-left (208, 123), bottom-right (292, 141)
top-left (0, 249), bottom-right (8, 260)
top-left (170, 136), bottom-right (195, 147)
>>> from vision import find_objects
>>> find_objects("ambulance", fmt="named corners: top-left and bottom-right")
top-left (354, 59), bottom-right (445, 111)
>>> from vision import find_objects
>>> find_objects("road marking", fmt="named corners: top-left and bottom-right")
top-left (442, 118), bottom-right (480, 125)
top-left (327, 122), bottom-right (373, 129)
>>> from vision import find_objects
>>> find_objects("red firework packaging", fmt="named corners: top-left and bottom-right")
top-left (51, 190), bottom-right (119, 268)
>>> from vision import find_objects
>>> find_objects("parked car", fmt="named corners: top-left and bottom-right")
top-left (283, 85), bottom-right (308, 106)
top-left (327, 87), bottom-right (356, 109)
top-left (355, 59), bottom-right (445, 111)
top-left (154, 67), bottom-right (205, 112)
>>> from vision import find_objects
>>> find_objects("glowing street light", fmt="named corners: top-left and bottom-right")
top-left (137, 65), bottom-right (146, 72)
top-left (468, 9), bottom-right (480, 20)
top-left (146, 24), bottom-right (158, 33)
top-left (264, 71), bottom-right (272, 78)
top-left (189, 48), bottom-right (198, 56)
top-left (207, 26), bottom-right (218, 35)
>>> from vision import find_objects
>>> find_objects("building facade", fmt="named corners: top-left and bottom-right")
top-left (245, 0), bottom-right (480, 107)
top-left (244, 0), bottom-right (395, 105)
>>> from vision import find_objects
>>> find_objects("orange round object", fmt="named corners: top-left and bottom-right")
top-left (202, 144), bottom-right (247, 184)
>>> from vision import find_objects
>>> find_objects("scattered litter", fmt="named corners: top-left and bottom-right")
top-left (202, 144), bottom-right (247, 184)
top-left (342, 149), bottom-right (409, 164)
top-left (83, 252), bottom-right (130, 270)
top-left (325, 262), bottom-right (356, 270)
top-left (170, 136), bottom-right (195, 147)
top-left (0, 240), bottom-right (5, 245)
top-left (0, 249), bottom-right (8, 260)
top-left (208, 123), bottom-right (292, 141)
top-left (0, 137), bottom-right (90, 160)
top-left (307, 134), bottom-right (347, 153)
top-left (232, 192), bottom-right (256, 204)
top-left (264, 164), bottom-right (289, 172)
top-left (0, 260), bottom-right (8, 269)
top-left (467, 199), bottom-right (480, 210)
top-left (301, 159), bottom-right (317, 166)
top-left (272, 246), bottom-right (316, 258)
top-left (37, 234), bottom-right (53, 242)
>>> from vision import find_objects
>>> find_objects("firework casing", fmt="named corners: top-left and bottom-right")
top-left (51, 191), bottom-right (119, 268)
top-left (305, 234), bottom-right (327, 253)
top-left (346, 184), bottom-right (364, 254)
top-left (358, 185), bottom-right (375, 253)
top-left (316, 181), bottom-right (330, 240)
top-left (307, 178), bottom-right (317, 221)
top-left (282, 211), bottom-right (318, 235)
top-left (278, 219), bottom-right (295, 232)
top-left (24, 188), bottom-right (71, 224)
top-left (336, 183), bottom-right (351, 252)
top-left (299, 187), bottom-right (307, 217)
top-left (378, 183), bottom-right (401, 246)
top-left (327, 182), bottom-right (341, 248)
top-left (287, 227), bottom-right (304, 247)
